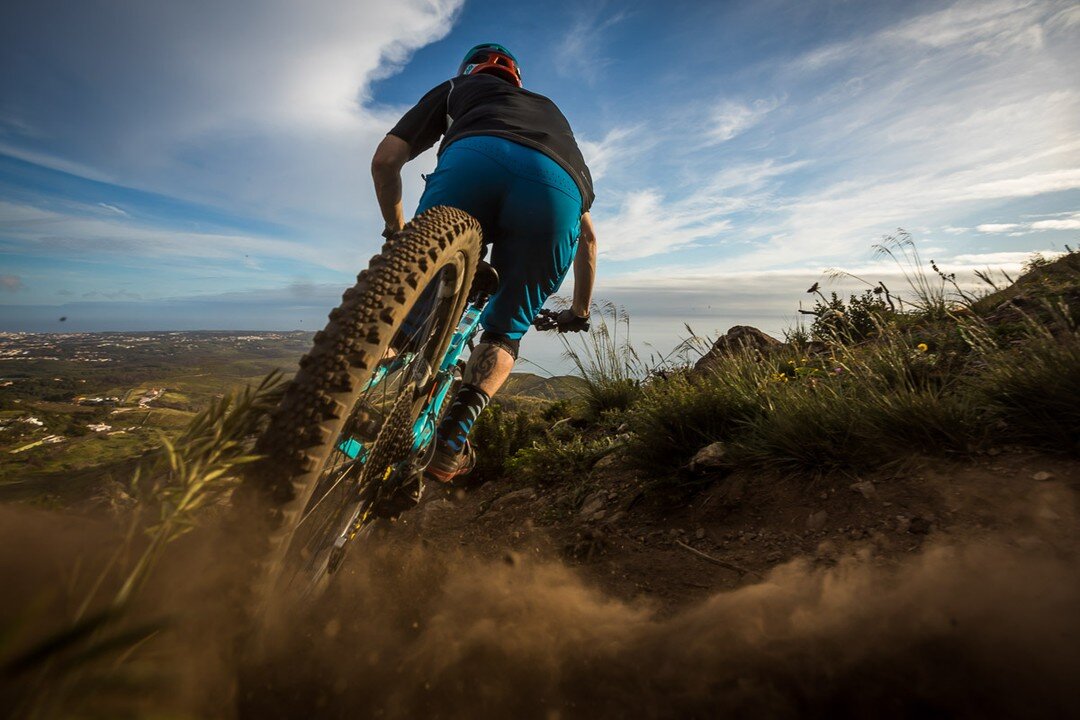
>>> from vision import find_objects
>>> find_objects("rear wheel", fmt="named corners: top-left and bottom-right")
top-left (241, 206), bottom-right (483, 607)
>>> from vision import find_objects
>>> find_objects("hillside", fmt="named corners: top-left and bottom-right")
top-left (1, 251), bottom-right (1078, 718)
top-left (501, 371), bottom-right (586, 400)
top-left (0, 332), bottom-right (579, 503)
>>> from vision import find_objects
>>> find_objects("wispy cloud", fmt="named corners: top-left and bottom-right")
top-left (975, 212), bottom-right (1080, 233)
top-left (82, 289), bottom-right (142, 300)
top-left (951, 250), bottom-right (1063, 264)
top-left (96, 202), bottom-right (129, 217)
top-left (592, 159), bottom-right (805, 260)
top-left (1032, 218), bottom-right (1080, 230)
top-left (0, 199), bottom-right (351, 272)
top-left (578, 126), bottom-right (642, 183)
top-left (554, 3), bottom-right (627, 84)
top-left (705, 99), bottom-right (778, 144)
top-left (596, 188), bottom-right (733, 260)
top-left (617, 0), bottom-right (1080, 271)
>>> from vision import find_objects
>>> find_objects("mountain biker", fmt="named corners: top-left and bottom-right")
top-left (371, 43), bottom-right (597, 483)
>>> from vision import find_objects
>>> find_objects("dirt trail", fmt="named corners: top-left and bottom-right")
top-left (2, 450), bottom-right (1079, 719)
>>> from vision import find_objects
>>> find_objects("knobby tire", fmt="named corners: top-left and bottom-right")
top-left (238, 205), bottom-right (483, 610)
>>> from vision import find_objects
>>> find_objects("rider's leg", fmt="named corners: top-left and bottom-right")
top-left (427, 342), bottom-right (513, 465)
top-left (462, 341), bottom-right (516, 397)
top-left (423, 137), bottom-right (583, 482)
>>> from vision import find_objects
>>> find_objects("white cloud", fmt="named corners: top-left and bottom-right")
top-left (0, 199), bottom-right (353, 273)
top-left (595, 189), bottom-right (732, 260)
top-left (974, 213), bottom-right (1080, 233)
top-left (591, 158), bottom-right (805, 261)
top-left (1031, 218), bottom-right (1080, 230)
top-left (575, 0), bottom-right (1078, 274)
top-left (578, 126), bottom-right (641, 183)
top-left (663, 0), bottom-right (1080, 271)
top-left (951, 250), bottom-right (1063, 264)
top-left (96, 202), bottom-right (128, 217)
top-left (554, 4), bottom-right (627, 84)
top-left (706, 99), bottom-right (778, 144)
top-left (883, 0), bottom-right (1048, 54)
top-left (0, 0), bottom-right (464, 233)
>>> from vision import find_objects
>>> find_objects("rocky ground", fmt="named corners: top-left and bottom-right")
top-left (380, 445), bottom-right (1080, 613)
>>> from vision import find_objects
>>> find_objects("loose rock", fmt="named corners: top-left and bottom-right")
top-left (806, 510), bottom-right (828, 531)
top-left (689, 442), bottom-right (727, 472)
top-left (491, 487), bottom-right (537, 513)
top-left (849, 481), bottom-right (876, 499)
top-left (578, 491), bottom-right (607, 520)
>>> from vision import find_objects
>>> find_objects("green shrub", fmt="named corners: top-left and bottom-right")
top-left (625, 359), bottom-right (763, 480)
top-left (810, 289), bottom-right (894, 342)
top-left (625, 325), bottom-right (986, 482)
top-left (469, 402), bottom-right (547, 484)
top-left (977, 333), bottom-right (1080, 453)
top-left (507, 431), bottom-right (616, 487)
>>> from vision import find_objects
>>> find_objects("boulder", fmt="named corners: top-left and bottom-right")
top-left (694, 326), bottom-right (782, 373)
top-left (689, 441), bottom-right (727, 472)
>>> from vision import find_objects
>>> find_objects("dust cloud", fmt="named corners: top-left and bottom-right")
top-left (245, 539), bottom-right (1080, 719)
top-left (2, 504), bottom-right (1079, 719)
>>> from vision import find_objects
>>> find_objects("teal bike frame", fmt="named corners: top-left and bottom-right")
top-left (336, 301), bottom-right (485, 469)
top-left (409, 303), bottom-right (484, 454)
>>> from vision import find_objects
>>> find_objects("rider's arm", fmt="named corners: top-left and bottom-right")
top-left (371, 135), bottom-right (412, 235)
top-left (571, 211), bottom-right (597, 318)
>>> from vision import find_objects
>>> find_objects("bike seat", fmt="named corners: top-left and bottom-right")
top-left (471, 261), bottom-right (500, 300)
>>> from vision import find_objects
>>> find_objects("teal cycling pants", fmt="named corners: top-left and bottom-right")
top-left (414, 135), bottom-right (583, 342)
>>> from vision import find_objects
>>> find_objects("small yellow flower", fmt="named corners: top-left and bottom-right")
top-left (916, 342), bottom-right (929, 352)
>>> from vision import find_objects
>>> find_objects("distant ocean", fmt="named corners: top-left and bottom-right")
top-left (0, 299), bottom-right (790, 377)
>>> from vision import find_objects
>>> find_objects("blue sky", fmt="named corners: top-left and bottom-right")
top-left (1, 0), bottom-right (1078, 370)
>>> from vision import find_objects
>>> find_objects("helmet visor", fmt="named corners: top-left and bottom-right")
top-left (465, 49), bottom-right (493, 66)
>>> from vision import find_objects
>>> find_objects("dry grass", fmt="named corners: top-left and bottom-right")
top-left (1, 372), bottom-right (285, 719)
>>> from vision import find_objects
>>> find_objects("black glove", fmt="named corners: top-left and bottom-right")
top-left (534, 308), bottom-right (590, 333)
top-left (381, 226), bottom-right (403, 240)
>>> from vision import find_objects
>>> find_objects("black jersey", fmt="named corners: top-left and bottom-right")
top-left (388, 74), bottom-right (595, 211)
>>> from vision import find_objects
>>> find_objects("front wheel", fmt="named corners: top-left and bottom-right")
top-left (240, 205), bottom-right (483, 608)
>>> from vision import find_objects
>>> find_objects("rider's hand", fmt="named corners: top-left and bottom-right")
top-left (534, 308), bottom-right (590, 333)
top-left (381, 225), bottom-right (404, 241)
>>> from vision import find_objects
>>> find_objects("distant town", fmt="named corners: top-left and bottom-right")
top-left (0, 331), bottom-right (313, 487)
top-left (0, 330), bottom-right (309, 363)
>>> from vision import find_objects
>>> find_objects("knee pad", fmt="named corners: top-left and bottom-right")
top-left (479, 331), bottom-right (520, 360)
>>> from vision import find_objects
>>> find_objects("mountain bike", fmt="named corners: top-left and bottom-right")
top-left (241, 205), bottom-right (497, 606)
